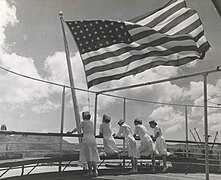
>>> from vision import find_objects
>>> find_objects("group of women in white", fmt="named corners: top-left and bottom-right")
top-left (67, 111), bottom-right (170, 177)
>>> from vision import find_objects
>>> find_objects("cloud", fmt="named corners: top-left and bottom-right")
top-left (0, 0), bottom-right (18, 52)
top-left (44, 51), bottom-right (94, 112)
top-left (165, 123), bottom-right (183, 134)
top-left (0, 1), bottom-right (56, 112)
top-left (32, 99), bottom-right (60, 113)
top-left (149, 106), bottom-right (184, 124)
top-left (0, 54), bottom-right (52, 108)
top-left (44, 52), bottom-right (69, 85)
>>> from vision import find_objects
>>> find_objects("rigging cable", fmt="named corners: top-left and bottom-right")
top-left (0, 65), bottom-right (221, 109)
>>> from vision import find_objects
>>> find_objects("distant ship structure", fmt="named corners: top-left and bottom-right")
top-left (0, 124), bottom-right (7, 131)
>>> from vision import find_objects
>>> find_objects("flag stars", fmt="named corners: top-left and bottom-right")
top-left (66, 20), bottom-right (133, 54)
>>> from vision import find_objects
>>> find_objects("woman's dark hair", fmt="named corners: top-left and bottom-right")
top-left (134, 118), bottom-right (142, 125)
top-left (149, 120), bottom-right (157, 126)
top-left (118, 119), bottom-right (124, 126)
top-left (82, 111), bottom-right (91, 120)
top-left (103, 114), bottom-right (111, 123)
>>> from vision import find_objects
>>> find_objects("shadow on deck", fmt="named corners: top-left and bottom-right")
top-left (2, 168), bottom-right (221, 180)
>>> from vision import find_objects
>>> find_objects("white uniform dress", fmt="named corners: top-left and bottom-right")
top-left (75, 120), bottom-right (100, 162)
top-left (116, 123), bottom-right (140, 158)
top-left (99, 122), bottom-right (118, 155)
top-left (134, 124), bottom-right (156, 157)
top-left (154, 125), bottom-right (170, 156)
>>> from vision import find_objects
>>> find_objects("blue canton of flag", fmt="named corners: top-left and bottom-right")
top-left (67, 20), bottom-right (133, 54)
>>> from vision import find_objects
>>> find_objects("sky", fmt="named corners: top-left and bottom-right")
top-left (0, 0), bottom-right (221, 143)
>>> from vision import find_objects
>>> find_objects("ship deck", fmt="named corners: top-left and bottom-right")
top-left (2, 169), bottom-right (221, 180)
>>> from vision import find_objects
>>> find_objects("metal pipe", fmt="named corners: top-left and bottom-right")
top-left (99, 67), bottom-right (221, 94)
top-left (211, 0), bottom-right (221, 17)
top-left (94, 93), bottom-right (98, 135)
top-left (59, 12), bottom-right (81, 137)
top-left (59, 86), bottom-right (66, 152)
top-left (185, 106), bottom-right (189, 174)
top-left (59, 86), bottom-right (66, 172)
top-left (203, 73), bottom-right (209, 180)
top-left (122, 98), bottom-right (126, 168)
top-left (194, 128), bottom-right (203, 148)
top-left (123, 98), bottom-right (126, 121)
top-left (211, 132), bottom-right (218, 150)
top-left (190, 129), bottom-right (201, 149)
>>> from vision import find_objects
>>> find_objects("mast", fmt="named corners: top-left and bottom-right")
top-left (211, 0), bottom-right (221, 17)
top-left (59, 12), bottom-right (81, 135)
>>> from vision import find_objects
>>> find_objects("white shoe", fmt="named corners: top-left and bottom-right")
top-left (162, 166), bottom-right (168, 173)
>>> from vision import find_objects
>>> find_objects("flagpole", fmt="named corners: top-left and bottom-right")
top-left (211, 0), bottom-right (221, 17)
top-left (59, 12), bottom-right (81, 136)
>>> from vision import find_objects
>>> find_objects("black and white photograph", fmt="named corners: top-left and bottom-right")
top-left (0, 0), bottom-right (221, 179)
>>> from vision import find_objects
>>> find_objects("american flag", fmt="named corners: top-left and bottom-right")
top-left (66, 0), bottom-right (210, 88)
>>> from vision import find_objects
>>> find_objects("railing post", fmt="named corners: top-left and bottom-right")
top-left (123, 138), bottom-right (126, 169)
top-left (219, 145), bottom-right (221, 171)
top-left (122, 98), bottom-right (126, 169)
top-left (185, 105), bottom-right (189, 174)
top-left (94, 93), bottom-right (98, 135)
top-left (203, 73), bottom-right (209, 180)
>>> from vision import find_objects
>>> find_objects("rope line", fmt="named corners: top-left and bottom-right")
top-left (0, 65), bottom-right (220, 109)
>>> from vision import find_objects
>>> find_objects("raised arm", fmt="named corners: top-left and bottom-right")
top-left (67, 122), bottom-right (83, 134)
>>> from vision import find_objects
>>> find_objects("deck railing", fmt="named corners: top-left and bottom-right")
top-left (0, 130), bottom-right (221, 179)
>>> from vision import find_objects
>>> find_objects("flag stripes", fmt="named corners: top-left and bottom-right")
top-left (66, 0), bottom-right (210, 88)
